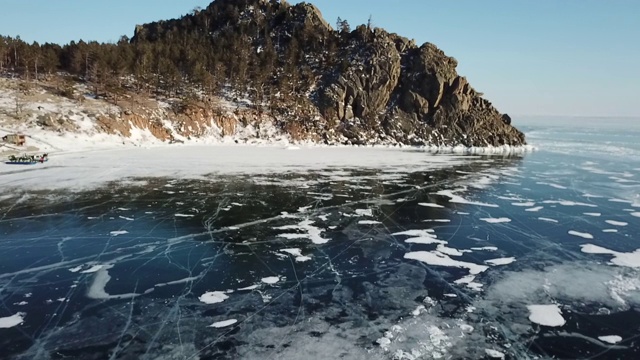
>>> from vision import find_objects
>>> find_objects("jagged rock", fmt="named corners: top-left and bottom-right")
top-left (37, 114), bottom-right (57, 128)
top-left (130, 0), bottom-right (527, 147)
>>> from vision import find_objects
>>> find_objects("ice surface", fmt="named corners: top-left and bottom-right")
top-left (527, 304), bottom-right (566, 327)
top-left (2, 117), bottom-right (640, 359)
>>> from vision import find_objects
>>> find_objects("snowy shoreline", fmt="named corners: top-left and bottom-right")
top-left (0, 127), bottom-right (535, 191)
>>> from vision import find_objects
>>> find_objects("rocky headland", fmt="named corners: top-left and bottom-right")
top-left (0, 0), bottom-right (525, 149)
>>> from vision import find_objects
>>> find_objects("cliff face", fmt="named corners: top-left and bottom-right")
top-left (131, 0), bottom-right (525, 147)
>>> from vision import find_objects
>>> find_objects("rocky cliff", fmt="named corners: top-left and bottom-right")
top-left (126, 0), bottom-right (525, 147)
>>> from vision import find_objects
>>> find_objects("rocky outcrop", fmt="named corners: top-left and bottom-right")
top-left (129, 0), bottom-right (527, 146)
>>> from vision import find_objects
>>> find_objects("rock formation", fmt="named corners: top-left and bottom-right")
top-left (109, 0), bottom-right (530, 146)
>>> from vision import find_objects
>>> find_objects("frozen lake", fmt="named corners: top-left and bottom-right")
top-left (1, 117), bottom-right (639, 359)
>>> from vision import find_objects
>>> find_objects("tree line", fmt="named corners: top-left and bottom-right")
top-left (0, 0), bottom-right (359, 108)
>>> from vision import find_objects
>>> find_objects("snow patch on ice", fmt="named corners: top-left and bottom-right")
top-left (512, 202), bottom-right (536, 207)
top-left (480, 217), bottom-right (511, 224)
top-left (605, 220), bottom-right (628, 227)
top-left (525, 206), bottom-right (544, 212)
top-left (279, 248), bottom-right (312, 262)
top-left (598, 335), bottom-right (623, 344)
top-left (80, 265), bottom-right (106, 274)
top-left (209, 319), bottom-right (238, 328)
top-left (358, 220), bottom-right (382, 225)
top-left (539, 217), bottom-right (559, 223)
top-left (543, 200), bottom-right (598, 208)
top-left (581, 244), bottom-right (640, 268)
top-left (0, 313), bottom-right (25, 328)
top-left (274, 219), bottom-right (329, 244)
top-left (485, 349), bottom-right (506, 359)
top-left (569, 231), bottom-right (594, 239)
top-left (109, 230), bottom-right (129, 236)
top-left (199, 291), bottom-right (229, 304)
top-left (405, 251), bottom-right (488, 275)
top-left (486, 257), bottom-right (516, 266)
top-left (175, 213), bottom-right (195, 218)
top-left (261, 276), bottom-right (281, 284)
top-left (418, 202), bottom-right (444, 208)
top-left (527, 304), bottom-right (566, 327)
top-left (237, 285), bottom-right (259, 291)
top-left (435, 189), bottom-right (499, 208)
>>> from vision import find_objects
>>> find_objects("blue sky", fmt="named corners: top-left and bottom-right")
top-left (1, 0), bottom-right (639, 117)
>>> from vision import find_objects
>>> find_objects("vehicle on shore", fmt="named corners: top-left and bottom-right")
top-left (5, 153), bottom-right (48, 165)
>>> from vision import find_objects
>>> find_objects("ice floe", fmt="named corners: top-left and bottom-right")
top-left (525, 206), bottom-right (544, 212)
top-left (527, 304), bottom-right (566, 327)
